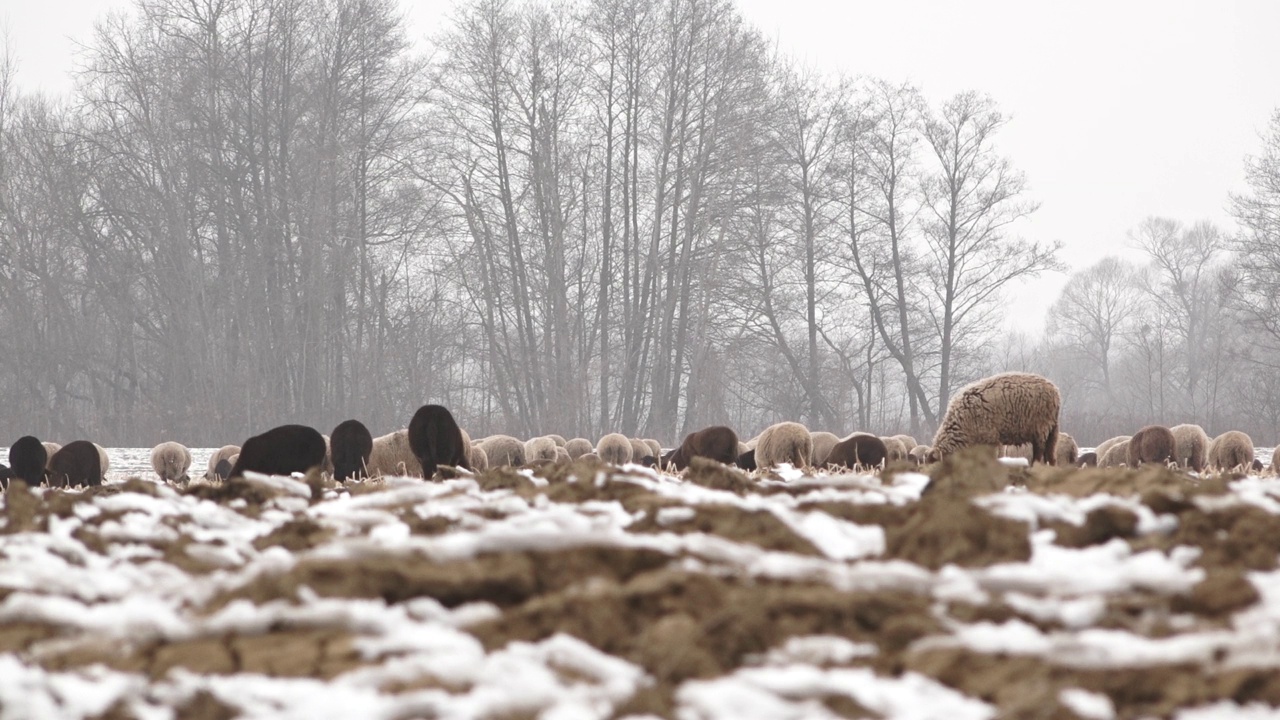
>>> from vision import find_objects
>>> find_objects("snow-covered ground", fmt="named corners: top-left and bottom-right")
top-left (1, 456), bottom-right (1279, 719)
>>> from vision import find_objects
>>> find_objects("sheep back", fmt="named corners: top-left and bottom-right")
top-left (931, 372), bottom-right (1061, 464)
top-left (408, 404), bottom-right (471, 478)
top-left (330, 419), bottom-right (374, 482)
top-left (1128, 425), bottom-right (1176, 467)
top-left (48, 440), bottom-right (103, 488)
top-left (596, 434), bottom-right (632, 465)
top-left (470, 445), bottom-right (489, 471)
top-left (150, 441), bottom-right (192, 483)
top-left (230, 425), bottom-right (326, 478)
top-left (565, 438), bottom-right (593, 459)
top-left (1099, 440), bottom-right (1130, 468)
top-left (1170, 424), bottom-right (1209, 471)
top-left (1095, 436), bottom-right (1130, 462)
top-left (1078, 451), bottom-right (1098, 467)
top-left (809, 432), bottom-right (840, 466)
top-left (629, 438), bottom-right (651, 464)
top-left (525, 436), bottom-right (558, 463)
top-left (10, 436), bottom-right (48, 486)
top-left (825, 433), bottom-right (887, 470)
top-left (368, 430), bottom-right (420, 477)
top-left (479, 435), bottom-right (527, 467)
top-left (1209, 431), bottom-right (1254, 472)
top-left (891, 434), bottom-right (919, 452)
top-left (668, 425), bottom-right (739, 470)
top-left (756, 422), bottom-right (812, 469)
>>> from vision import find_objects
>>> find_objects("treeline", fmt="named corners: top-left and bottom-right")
top-left (0, 0), bottom-right (1276, 447)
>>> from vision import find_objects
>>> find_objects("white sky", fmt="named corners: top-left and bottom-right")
top-left (6, 0), bottom-right (1280, 337)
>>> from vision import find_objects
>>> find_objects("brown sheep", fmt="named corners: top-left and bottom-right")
top-left (809, 432), bottom-right (840, 466)
top-left (1169, 424), bottom-right (1210, 471)
top-left (1209, 431), bottom-right (1254, 472)
top-left (881, 436), bottom-right (909, 463)
top-left (555, 446), bottom-right (571, 464)
top-left (1095, 436), bottom-right (1130, 462)
top-left (1127, 425), bottom-right (1176, 467)
top-left (931, 372), bottom-right (1061, 464)
top-left (1099, 439), bottom-right (1130, 468)
top-left (1078, 451), bottom-right (1098, 467)
top-left (330, 420), bottom-right (374, 482)
top-left (548, 434), bottom-right (567, 447)
top-left (665, 426), bottom-right (739, 470)
top-left (756, 422), bottom-right (812, 469)
top-left (207, 445), bottom-right (241, 480)
top-left (524, 436), bottom-right (558, 463)
top-left (150, 441), bottom-right (192, 483)
top-left (565, 438), bottom-right (593, 459)
top-left (479, 435), bottom-right (527, 467)
top-left (408, 404), bottom-right (471, 478)
top-left (825, 433), bottom-right (887, 470)
top-left (10, 436), bottom-right (49, 486)
top-left (48, 441), bottom-right (103, 487)
top-left (1055, 433), bottom-right (1079, 466)
top-left (596, 433), bottom-right (632, 465)
top-left (628, 438), bottom-right (651, 464)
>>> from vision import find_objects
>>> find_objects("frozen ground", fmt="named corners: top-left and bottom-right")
top-left (1, 451), bottom-right (1279, 719)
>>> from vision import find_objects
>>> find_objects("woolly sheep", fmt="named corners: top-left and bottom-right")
top-left (48, 440), bottom-right (103, 487)
top-left (408, 404), bottom-right (471, 478)
top-left (479, 435), bottom-right (526, 467)
top-left (565, 438), bottom-right (593, 459)
top-left (1095, 436), bottom-right (1131, 463)
top-left (368, 430), bottom-right (420, 477)
top-left (525, 436), bottom-right (558, 463)
top-left (643, 439), bottom-right (662, 458)
top-left (548, 434), bottom-right (567, 447)
top-left (330, 419), bottom-right (374, 482)
top-left (809, 431), bottom-right (840, 466)
top-left (1055, 433), bottom-right (1079, 466)
top-left (1077, 451), bottom-right (1097, 467)
top-left (1170, 424), bottom-right (1209, 471)
top-left (150, 441), bottom-right (192, 483)
top-left (825, 433), bottom-right (886, 470)
top-left (95, 443), bottom-right (110, 475)
top-left (1209, 431), bottom-right (1254, 472)
top-left (736, 448), bottom-right (757, 471)
top-left (737, 441), bottom-right (749, 457)
top-left (596, 433), bottom-right (632, 465)
top-left (1127, 425), bottom-right (1176, 467)
top-left (207, 445), bottom-right (241, 480)
top-left (555, 446), bottom-right (571, 464)
top-left (1272, 446), bottom-right (1280, 475)
top-left (9, 436), bottom-right (48, 486)
top-left (41, 442), bottom-right (61, 466)
top-left (666, 426), bottom-right (739, 470)
top-left (470, 445), bottom-right (489, 471)
top-left (230, 425), bottom-right (326, 478)
top-left (891, 434), bottom-right (918, 452)
top-left (1099, 439), bottom-right (1130, 468)
top-left (629, 438), bottom-right (651, 464)
top-left (930, 372), bottom-right (1061, 464)
top-left (909, 444), bottom-right (932, 466)
top-left (756, 422), bottom-right (812, 469)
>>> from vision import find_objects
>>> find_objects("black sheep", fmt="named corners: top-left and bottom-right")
top-left (47, 440), bottom-right (103, 487)
top-left (736, 448), bottom-right (757, 471)
top-left (668, 425), bottom-right (739, 470)
top-left (9, 436), bottom-right (49, 486)
top-left (229, 425), bottom-right (326, 478)
top-left (825, 433), bottom-right (888, 470)
top-left (330, 419), bottom-right (374, 482)
top-left (407, 404), bottom-right (470, 479)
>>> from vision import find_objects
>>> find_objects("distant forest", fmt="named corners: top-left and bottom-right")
top-left (2, 0), bottom-right (1279, 447)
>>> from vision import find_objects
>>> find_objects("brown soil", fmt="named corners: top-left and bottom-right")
top-left (628, 504), bottom-right (822, 556)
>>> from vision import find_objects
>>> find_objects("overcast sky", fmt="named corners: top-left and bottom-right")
top-left (6, 0), bottom-right (1280, 337)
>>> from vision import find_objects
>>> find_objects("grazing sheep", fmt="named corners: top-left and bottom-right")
top-left (666, 426), bottom-right (740, 470)
top-left (330, 419), bottom-right (374, 482)
top-left (643, 439), bottom-right (662, 457)
top-left (408, 405), bottom-right (471, 479)
top-left (525, 436), bottom-right (558, 463)
top-left (736, 448), bottom-right (757, 471)
top-left (1170, 424), bottom-right (1210, 471)
top-left (931, 372), bottom-right (1061, 464)
top-left (321, 435), bottom-right (334, 475)
top-left (1272, 446), bottom-right (1280, 474)
top-left (1209, 431), bottom-right (1254, 472)
top-left (891, 434), bottom-right (918, 452)
top-left (48, 441), bottom-right (104, 487)
top-left (909, 444), bottom-right (932, 466)
top-left (809, 432), bottom-right (840, 466)
top-left (207, 445), bottom-right (241, 480)
top-left (41, 442), bottom-right (61, 466)
top-left (565, 438), bottom-right (593, 459)
top-left (478, 435), bottom-right (526, 467)
top-left (1055, 433), bottom-right (1079, 466)
top-left (756, 422), bottom-right (812, 469)
top-left (628, 438), bottom-right (650, 465)
top-left (1127, 425), bottom-right (1177, 467)
top-left (1099, 440), bottom-right (1131, 468)
top-left (825, 433), bottom-right (887, 470)
top-left (9, 436), bottom-right (48, 486)
top-left (0, 463), bottom-right (11, 486)
top-left (1252, 458), bottom-right (1263, 473)
top-left (150, 441), bottom-right (192, 483)
top-left (1078, 451), bottom-right (1098, 467)
top-left (368, 430), bottom-right (420, 477)
top-left (555, 446), bottom-right (571, 464)
top-left (548, 434), bottom-right (567, 447)
top-left (737, 442), bottom-right (749, 457)
top-left (881, 436), bottom-right (910, 463)
top-left (1095, 436), bottom-right (1131, 463)
top-left (230, 425), bottom-right (327, 478)
top-left (470, 445), bottom-right (489, 471)
top-left (596, 433), bottom-right (633, 465)
top-left (95, 444), bottom-right (110, 475)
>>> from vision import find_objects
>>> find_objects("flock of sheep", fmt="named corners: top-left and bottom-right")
top-left (2, 372), bottom-right (1276, 489)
